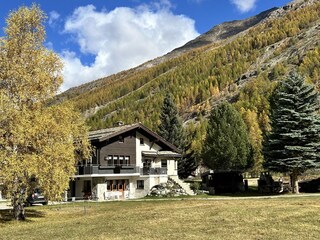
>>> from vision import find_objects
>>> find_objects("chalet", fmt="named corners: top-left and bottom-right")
top-left (70, 123), bottom-right (182, 200)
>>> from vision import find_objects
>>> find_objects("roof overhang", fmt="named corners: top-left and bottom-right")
top-left (142, 151), bottom-right (181, 158)
top-left (89, 123), bottom-right (181, 153)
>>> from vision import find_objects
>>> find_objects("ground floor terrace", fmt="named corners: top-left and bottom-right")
top-left (69, 174), bottom-right (169, 201)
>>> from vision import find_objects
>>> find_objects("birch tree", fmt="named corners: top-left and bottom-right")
top-left (0, 5), bottom-right (90, 220)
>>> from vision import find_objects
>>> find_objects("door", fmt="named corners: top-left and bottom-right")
top-left (69, 180), bottom-right (76, 198)
top-left (107, 179), bottom-right (129, 199)
top-left (83, 180), bottom-right (91, 199)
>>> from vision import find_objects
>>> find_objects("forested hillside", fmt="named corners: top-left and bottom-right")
top-left (56, 0), bottom-right (320, 174)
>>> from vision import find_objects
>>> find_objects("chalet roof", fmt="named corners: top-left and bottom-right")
top-left (88, 123), bottom-right (180, 153)
top-left (88, 123), bottom-right (138, 141)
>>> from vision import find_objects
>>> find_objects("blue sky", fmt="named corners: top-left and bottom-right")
top-left (0, 0), bottom-right (292, 91)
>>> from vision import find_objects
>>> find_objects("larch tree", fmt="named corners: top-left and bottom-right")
top-left (240, 108), bottom-right (264, 176)
top-left (263, 72), bottom-right (320, 193)
top-left (0, 5), bottom-right (90, 220)
top-left (202, 102), bottom-right (252, 171)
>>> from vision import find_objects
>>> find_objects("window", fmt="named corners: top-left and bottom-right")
top-left (113, 155), bottom-right (119, 165)
top-left (124, 156), bottom-right (130, 166)
top-left (106, 155), bottom-right (130, 166)
top-left (106, 180), bottom-right (111, 190)
top-left (107, 155), bottom-right (113, 165)
top-left (161, 160), bottom-right (167, 168)
top-left (83, 180), bottom-right (91, 193)
top-left (118, 180), bottom-right (123, 190)
top-left (137, 180), bottom-right (144, 189)
top-left (143, 159), bottom-right (151, 168)
top-left (140, 138), bottom-right (144, 145)
top-left (119, 156), bottom-right (124, 165)
top-left (113, 180), bottom-right (117, 190)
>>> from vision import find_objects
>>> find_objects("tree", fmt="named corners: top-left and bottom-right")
top-left (157, 94), bottom-right (198, 178)
top-left (178, 136), bottom-right (198, 179)
top-left (202, 102), bottom-right (252, 170)
top-left (0, 5), bottom-right (90, 220)
top-left (157, 94), bottom-right (184, 149)
top-left (240, 108), bottom-right (264, 176)
top-left (263, 72), bottom-right (320, 193)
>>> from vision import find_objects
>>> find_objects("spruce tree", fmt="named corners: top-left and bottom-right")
top-left (158, 94), bottom-right (199, 178)
top-left (263, 72), bottom-right (320, 193)
top-left (157, 94), bottom-right (183, 148)
top-left (202, 102), bottom-right (252, 170)
top-left (178, 139), bottom-right (198, 179)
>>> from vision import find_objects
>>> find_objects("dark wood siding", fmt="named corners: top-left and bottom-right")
top-left (98, 132), bottom-right (136, 166)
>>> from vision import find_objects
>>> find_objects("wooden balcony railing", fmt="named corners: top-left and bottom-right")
top-left (76, 164), bottom-right (139, 175)
top-left (76, 165), bottom-right (167, 176)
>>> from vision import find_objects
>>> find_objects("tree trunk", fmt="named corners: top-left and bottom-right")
top-left (12, 192), bottom-right (25, 221)
top-left (290, 172), bottom-right (300, 194)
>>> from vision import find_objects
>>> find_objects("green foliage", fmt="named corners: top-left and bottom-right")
top-left (202, 102), bottom-right (252, 170)
top-left (156, 94), bottom-right (199, 178)
top-left (189, 181), bottom-right (201, 192)
top-left (178, 142), bottom-right (198, 179)
top-left (263, 72), bottom-right (320, 192)
top-left (157, 94), bottom-right (184, 149)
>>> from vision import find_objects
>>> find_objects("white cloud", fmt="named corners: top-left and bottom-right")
top-left (48, 11), bottom-right (60, 27)
top-left (60, 3), bottom-right (199, 91)
top-left (230, 0), bottom-right (257, 13)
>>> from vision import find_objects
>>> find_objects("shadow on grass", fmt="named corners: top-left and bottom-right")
top-left (0, 208), bottom-right (45, 223)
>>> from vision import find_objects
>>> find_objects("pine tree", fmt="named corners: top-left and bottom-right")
top-left (202, 102), bottom-right (252, 170)
top-left (263, 72), bottom-right (320, 193)
top-left (157, 94), bottom-right (184, 148)
top-left (0, 5), bottom-right (90, 220)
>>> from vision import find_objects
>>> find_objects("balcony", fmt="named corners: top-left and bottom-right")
top-left (75, 165), bottom-right (167, 176)
top-left (141, 167), bottom-right (167, 175)
top-left (76, 164), bottom-right (140, 175)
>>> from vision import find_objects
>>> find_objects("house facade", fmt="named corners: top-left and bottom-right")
top-left (70, 123), bottom-right (181, 200)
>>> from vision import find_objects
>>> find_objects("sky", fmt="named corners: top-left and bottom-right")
top-left (0, 0), bottom-right (292, 92)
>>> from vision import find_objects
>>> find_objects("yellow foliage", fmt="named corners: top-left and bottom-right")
top-left (0, 5), bottom-right (90, 219)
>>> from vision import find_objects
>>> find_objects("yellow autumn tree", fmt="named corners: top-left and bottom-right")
top-left (0, 5), bottom-right (90, 220)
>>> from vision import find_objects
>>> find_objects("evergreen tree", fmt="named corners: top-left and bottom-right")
top-left (263, 72), bottom-right (320, 193)
top-left (178, 137), bottom-right (198, 179)
top-left (157, 94), bottom-right (184, 148)
top-left (158, 94), bottom-right (199, 178)
top-left (202, 102), bottom-right (252, 170)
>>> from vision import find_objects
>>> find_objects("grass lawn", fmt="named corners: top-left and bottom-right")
top-left (1, 195), bottom-right (320, 240)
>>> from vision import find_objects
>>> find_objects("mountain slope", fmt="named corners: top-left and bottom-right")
top-left (55, 0), bottom-right (320, 135)
top-left (54, 5), bottom-right (278, 107)
top-left (173, 7), bottom-right (278, 52)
